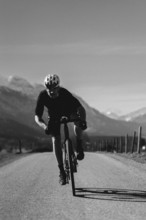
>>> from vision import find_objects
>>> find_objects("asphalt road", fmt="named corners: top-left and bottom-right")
top-left (0, 152), bottom-right (146, 220)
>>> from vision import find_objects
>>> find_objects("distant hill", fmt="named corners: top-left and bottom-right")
top-left (0, 75), bottom-right (146, 140)
top-left (0, 86), bottom-right (44, 139)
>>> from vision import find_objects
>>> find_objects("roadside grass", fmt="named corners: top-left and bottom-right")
top-left (0, 147), bottom-right (52, 168)
top-left (100, 151), bottom-right (146, 164)
top-left (117, 152), bottom-right (146, 164)
top-left (0, 150), bottom-right (32, 168)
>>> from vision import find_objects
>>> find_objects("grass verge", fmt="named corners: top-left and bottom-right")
top-left (0, 152), bottom-right (32, 168)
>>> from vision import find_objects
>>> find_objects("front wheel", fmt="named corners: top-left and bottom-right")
top-left (66, 139), bottom-right (76, 196)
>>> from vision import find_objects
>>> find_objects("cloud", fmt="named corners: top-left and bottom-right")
top-left (44, 42), bottom-right (146, 55)
top-left (1, 41), bottom-right (146, 56)
top-left (100, 45), bottom-right (146, 55)
top-left (30, 43), bottom-right (146, 56)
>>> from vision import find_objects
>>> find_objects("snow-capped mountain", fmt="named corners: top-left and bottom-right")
top-left (120, 107), bottom-right (146, 123)
top-left (103, 111), bottom-right (120, 120)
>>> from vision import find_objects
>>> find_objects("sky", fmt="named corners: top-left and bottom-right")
top-left (0, 0), bottom-right (146, 115)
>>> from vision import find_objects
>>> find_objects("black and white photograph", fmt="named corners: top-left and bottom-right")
top-left (0, 0), bottom-right (146, 219)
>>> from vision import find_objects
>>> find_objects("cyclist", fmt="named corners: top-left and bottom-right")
top-left (34, 74), bottom-right (87, 185)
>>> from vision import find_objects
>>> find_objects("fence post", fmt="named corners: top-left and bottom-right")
top-left (18, 139), bottom-right (22, 154)
top-left (131, 131), bottom-right (136, 153)
top-left (125, 134), bottom-right (128, 153)
top-left (99, 140), bottom-right (102, 151)
top-left (119, 137), bottom-right (122, 153)
top-left (105, 140), bottom-right (107, 152)
top-left (111, 138), bottom-right (113, 152)
top-left (116, 138), bottom-right (119, 153)
top-left (101, 139), bottom-right (104, 151)
top-left (137, 126), bottom-right (142, 154)
top-left (113, 138), bottom-right (116, 152)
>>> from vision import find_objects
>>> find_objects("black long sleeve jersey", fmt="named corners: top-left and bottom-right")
top-left (35, 87), bottom-right (82, 120)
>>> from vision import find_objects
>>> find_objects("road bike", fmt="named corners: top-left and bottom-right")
top-left (61, 116), bottom-right (79, 196)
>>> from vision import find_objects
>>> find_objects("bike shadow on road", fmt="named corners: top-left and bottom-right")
top-left (75, 187), bottom-right (146, 202)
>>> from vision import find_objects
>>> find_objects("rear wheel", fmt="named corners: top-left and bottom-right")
top-left (66, 139), bottom-right (76, 196)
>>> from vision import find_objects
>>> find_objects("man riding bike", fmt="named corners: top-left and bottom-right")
top-left (34, 74), bottom-right (87, 185)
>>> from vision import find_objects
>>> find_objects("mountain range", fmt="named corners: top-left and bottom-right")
top-left (103, 108), bottom-right (146, 124)
top-left (0, 75), bottom-right (146, 141)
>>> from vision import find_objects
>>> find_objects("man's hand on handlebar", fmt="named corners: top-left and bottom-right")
top-left (77, 120), bottom-right (87, 130)
top-left (45, 127), bottom-right (51, 135)
top-left (60, 116), bottom-right (87, 130)
top-left (45, 118), bottom-right (59, 135)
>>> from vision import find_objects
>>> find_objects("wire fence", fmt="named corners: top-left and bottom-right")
top-left (84, 126), bottom-right (146, 154)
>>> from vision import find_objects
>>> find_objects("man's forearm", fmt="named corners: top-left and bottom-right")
top-left (34, 115), bottom-right (47, 130)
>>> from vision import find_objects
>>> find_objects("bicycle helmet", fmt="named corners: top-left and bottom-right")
top-left (44, 74), bottom-right (60, 89)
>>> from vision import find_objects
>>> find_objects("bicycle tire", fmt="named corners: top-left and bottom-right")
top-left (62, 143), bottom-right (69, 184)
top-left (66, 139), bottom-right (76, 196)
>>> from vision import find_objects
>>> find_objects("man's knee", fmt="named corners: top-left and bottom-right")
top-left (52, 135), bottom-right (61, 148)
top-left (74, 125), bottom-right (82, 137)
